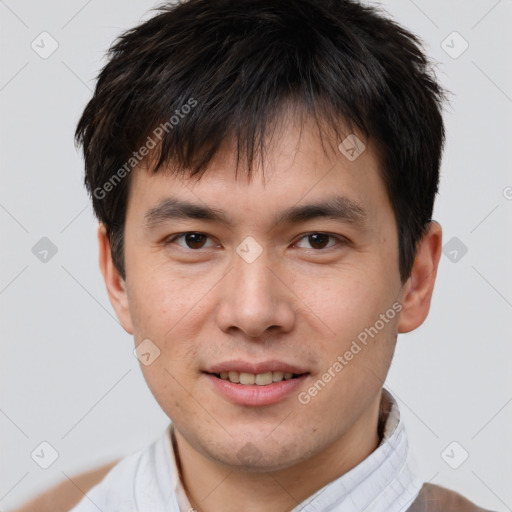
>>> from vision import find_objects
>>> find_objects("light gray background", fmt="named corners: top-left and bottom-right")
top-left (1, 0), bottom-right (511, 510)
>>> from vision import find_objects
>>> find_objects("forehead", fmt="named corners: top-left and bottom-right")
top-left (126, 114), bottom-right (391, 231)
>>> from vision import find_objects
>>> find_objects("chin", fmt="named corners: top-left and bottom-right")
top-left (200, 430), bottom-right (316, 472)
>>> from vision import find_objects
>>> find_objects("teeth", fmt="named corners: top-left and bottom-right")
top-left (228, 371), bottom-right (240, 383)
top-left (239, 372), bottom-right (255, 385)
top-left (255, 372), bottom-right (273, 385)
top-left (272, 371), bottom-right (284, 382)
top-left (217, 371), bottom-right (300, 385)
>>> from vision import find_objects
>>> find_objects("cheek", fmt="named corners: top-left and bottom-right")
top-left (139, 363), bottom-right (189, 425)
top-left (292, 270), bottom-right (382, 333)
top-left (128, 268), bottom-right (193, 336)
top-left (292, 266), bottom-right (399, 365)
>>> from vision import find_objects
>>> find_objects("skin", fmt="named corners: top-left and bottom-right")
top-left (97, 111), bottom-right (442, 512)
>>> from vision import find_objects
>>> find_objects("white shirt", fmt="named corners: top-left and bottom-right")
top-left (69, 388), bottom-right (424, 512)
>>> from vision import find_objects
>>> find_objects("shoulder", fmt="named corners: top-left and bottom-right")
top-left (11, 460), bottom-right (118, 512)
top-left (406, 483), bottom-right (499, 512)
top-left (69, 434), bottom-right (167, 511)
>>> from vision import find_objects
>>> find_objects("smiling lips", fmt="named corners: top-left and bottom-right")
top-left (215, 370), bottom-right (300, 385)
top-left (204, 360), bottom-right (309, 405)
top-left (205, 359), bottom-right (309, 386)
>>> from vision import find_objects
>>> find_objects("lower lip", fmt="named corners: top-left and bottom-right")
top-left (204, 373), bottom-right (308, 406)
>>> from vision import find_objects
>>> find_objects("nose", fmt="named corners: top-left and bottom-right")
top-left (215, 249), bottom-right (296, 339)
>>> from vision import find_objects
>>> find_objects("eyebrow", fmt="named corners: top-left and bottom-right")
top-left (144, 195), bottom-right (369, 229)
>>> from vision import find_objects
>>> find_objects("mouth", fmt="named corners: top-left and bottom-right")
top-left (209, 370), bottom-right (307, 386)
top-left (203, 361), bottom-right (310, 406)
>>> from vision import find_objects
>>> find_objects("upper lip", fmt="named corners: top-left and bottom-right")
top-left (205, 360), bottom-right (309, 375)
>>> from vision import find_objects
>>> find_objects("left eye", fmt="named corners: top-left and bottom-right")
top-left (294, 233), bottom-right (341, 250)
top-left (166, 232), bottom-right (216, 249)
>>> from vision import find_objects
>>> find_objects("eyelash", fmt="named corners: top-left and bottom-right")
top-left (164, 232), bottom-right (347, 251)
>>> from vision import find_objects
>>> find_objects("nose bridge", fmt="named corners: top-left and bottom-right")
top-left (216, 243), bottom-right (295, 337)
top-left (232, 248), bottom-right (276, 314)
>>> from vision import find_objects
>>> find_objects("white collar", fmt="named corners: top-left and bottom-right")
top-left (164, 388), bottom-right (423, 512)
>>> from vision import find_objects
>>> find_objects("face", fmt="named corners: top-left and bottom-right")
top-left (100, 113), bottom-right (437, 473)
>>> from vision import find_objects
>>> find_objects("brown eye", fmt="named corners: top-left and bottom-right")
top-left (183, 233), bottom-right (208, 249)
top-left (166, 232), bottom-right (215, 249)
top-left (307, 233), bottom-right (330, 249)
top-left (295, 233), bottom-right (340, 250)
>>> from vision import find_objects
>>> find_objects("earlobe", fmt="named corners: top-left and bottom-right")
top-left (97, 224), bottom-right (134, 334)
top-left (397, 221), bottom-right (443, 334)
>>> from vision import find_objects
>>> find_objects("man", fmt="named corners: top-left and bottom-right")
top-left (16, 0), bottom-right (498, 510)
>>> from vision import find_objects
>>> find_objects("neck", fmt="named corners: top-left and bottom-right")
top-left (173, 393), bottom-right (384, 512)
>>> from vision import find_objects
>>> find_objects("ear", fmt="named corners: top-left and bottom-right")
top-left (97, 223), bottom-right (134, 334)
top-left (397, 221), bottom-right (443, 334)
